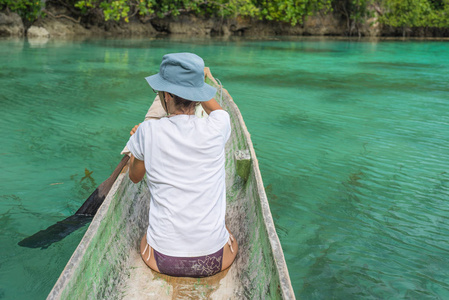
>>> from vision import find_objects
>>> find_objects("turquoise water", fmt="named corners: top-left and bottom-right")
top-left (1, 37), bottom-right (449, 299)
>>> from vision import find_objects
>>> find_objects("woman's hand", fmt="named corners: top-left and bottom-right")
top-left (130, 124), bottom-right (141, 136)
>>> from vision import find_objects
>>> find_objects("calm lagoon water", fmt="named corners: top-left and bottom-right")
top-left (1, 37), bottom-right (449, 299)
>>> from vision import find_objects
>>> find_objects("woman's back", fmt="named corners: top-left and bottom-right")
top-left (127, 110), bottom-right (231, 257)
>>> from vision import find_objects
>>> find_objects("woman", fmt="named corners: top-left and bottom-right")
top-left (126, 53), bottom-right (238, 277)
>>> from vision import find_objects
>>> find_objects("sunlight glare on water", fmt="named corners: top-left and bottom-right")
top-left (0, 37), bottom-right (448, 299)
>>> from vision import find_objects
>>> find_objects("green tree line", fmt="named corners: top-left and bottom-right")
top-left (1, 0), bottom-right (448, 29)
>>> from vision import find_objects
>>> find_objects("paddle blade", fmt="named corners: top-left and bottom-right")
top-left (18, 215), bottom-right (92, 249)
top-left (75, 186), bottom-right (106, 216)
top-left (75, 155), bottom-right (129, 216)
top-left (18, 155), bottom-right (130, 249)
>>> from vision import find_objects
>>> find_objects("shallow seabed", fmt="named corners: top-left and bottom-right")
top-left (1, 36), bottom-right (449, 299)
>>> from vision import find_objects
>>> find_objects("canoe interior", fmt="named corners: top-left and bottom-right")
top-left (48, 71), bottom-right (295, 299)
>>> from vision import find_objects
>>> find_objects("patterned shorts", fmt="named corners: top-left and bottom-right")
top-left (153, 247), bottom-right (223, 277)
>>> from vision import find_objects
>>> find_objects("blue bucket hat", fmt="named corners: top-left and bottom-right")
top-left (145, 53), bottom-right (217, 102)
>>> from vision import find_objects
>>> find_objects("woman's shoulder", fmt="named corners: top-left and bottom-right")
top-left (208, 109), bottom-right (229, 118)
top-left (207, 110), bottom-right (230, 126)
top-left (204, 110), bottom-right (231, 140)
top-left (142, 117), bottom-right (167, 126)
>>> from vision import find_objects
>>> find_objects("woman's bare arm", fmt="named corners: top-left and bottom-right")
top-left (128, 125), bottom-right (146, 183)
top-left (200, 98), bottom-right (223, 115)
top-left (129, 154), bottom-right (145, 183)
top-left (201, 67), bottom-right (223, 114)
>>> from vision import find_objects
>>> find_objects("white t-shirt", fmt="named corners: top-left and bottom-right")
top-left (126, 110), bottom-right (231, 257)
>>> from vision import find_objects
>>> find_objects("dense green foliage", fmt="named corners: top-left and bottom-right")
top-left (0, 0), bottom-right (43, 21)
top-left (74, 0), bottom-right (256, 22)
top-left (74, 0), bottom-right (331, 25)
top-left (0, 0), bottom-right (332, 25)
top-left (255, 0), bottom-right (332, 25)
top-left (380, 0), bottom-right (449, 28)
top-left (1, 0), bottom-right (449, 29)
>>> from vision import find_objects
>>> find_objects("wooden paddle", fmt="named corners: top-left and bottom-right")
top-left (18, 155), bottom-right (130, 249)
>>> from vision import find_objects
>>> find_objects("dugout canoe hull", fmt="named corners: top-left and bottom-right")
top-left (48, 70), bottom-right (295, 299)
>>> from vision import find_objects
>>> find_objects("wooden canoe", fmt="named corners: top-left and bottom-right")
top-left (47, 69), bottom-right (295, 299)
